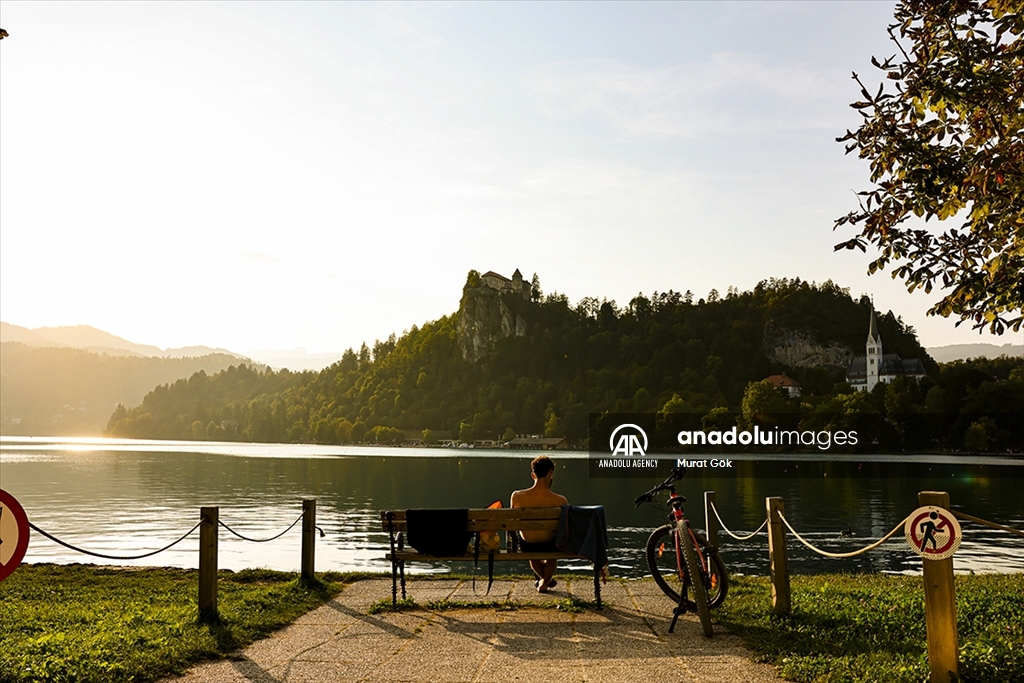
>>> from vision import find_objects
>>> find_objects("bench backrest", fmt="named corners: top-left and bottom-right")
top-left (380, 507), bottom-right (561, 534)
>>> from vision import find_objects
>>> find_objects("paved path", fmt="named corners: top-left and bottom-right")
top-left (161, 578), bottom-right (784, 683)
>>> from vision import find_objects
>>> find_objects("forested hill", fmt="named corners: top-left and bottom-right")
top-left (104, 276), bottom-right (935, 444)
top-left (0, 344), bottom-right (259, 436)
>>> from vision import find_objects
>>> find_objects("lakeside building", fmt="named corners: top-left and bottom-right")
top-left (763, 373), bottom-right (802, 398)
top-left (846, 306), bottom-right (927, 391)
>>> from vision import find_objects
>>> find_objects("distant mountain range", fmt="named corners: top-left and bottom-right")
top-left (0, 322), bottom-right (245, 360)
top-left (926, 342), bottom-right (1023, 363)
top-left (0, 343), bottom-right (261, 436)
top-left (0, 322), bottom-right (345, 371)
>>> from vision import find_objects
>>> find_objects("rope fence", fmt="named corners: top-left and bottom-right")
top-left (777, 512), bottom-right (911, 559)
top-left (24, 499), bottom-right (321, 623)
top-left (707, 500), bottom-right (768, 541)
top-left (217, 511), bottom-right (305, 544)
top-left (706, 489), bottom-right (1024, 683)
top-left (952, 509), bottom-right (1024, 538)
top-left (28, 520), bottom-right (202, 560)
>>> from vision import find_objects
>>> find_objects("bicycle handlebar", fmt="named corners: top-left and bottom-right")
top-left (634, 465), bottom-right (686, 507)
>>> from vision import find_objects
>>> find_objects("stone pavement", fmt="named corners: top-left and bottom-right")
top-left (160, 578), bottom-right (784, 683)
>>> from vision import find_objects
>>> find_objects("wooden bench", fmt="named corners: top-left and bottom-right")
top-left (380, 507), bottom-right (603, 608)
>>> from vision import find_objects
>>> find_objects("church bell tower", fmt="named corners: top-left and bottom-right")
top-left (865, 304), bottom-right (882, 391)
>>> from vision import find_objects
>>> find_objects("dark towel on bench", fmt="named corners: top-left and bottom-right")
top-left (556, 505), bottom-right (608, 568)
top-left (405, 509), bottom-right (471, 557)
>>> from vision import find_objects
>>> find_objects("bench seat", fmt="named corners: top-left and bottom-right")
top-left (380, 507), bottom-right (603, 607)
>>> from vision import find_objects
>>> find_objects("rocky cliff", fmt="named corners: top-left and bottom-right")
top-left (763, 322), bottom-right (853, 372)
top-left (457, 282), bottom-right (527, 363)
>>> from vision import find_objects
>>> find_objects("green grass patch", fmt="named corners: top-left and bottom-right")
top-left (367, 597), bottom-right (420, 614)
top-left (0, 563), bottom-right (350, 683)
top-left (545, 595), bottom-right (600, 613)
top-left (716, 573), bottom-right (1024, 683)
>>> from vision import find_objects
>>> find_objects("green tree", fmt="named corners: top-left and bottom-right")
top-left (963, 419), bottom-right (990, 452)
top-left (543, 411), bottom-right (562, 437)
top-left (336, 419), bottom-right (353, 443)
top-left (702, 406), bottom-right (734, 431)
top-left (350, 420), bottom-right (367, 443)
top-left (740, 379), bottom-right (791, 427)
top-left (835, 0), bottom-right (1024, 333)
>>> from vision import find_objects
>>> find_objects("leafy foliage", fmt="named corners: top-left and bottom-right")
top-left (835, 0), bottom-right (1024, 334)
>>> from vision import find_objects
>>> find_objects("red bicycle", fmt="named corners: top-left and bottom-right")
top-left (634, 465), bottom-right (727, 637)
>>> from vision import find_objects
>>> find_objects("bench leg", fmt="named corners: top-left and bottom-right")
top-left (400, 560), bottom-right (407, 600)
top-left (391, 560), bottom-right (399, 606)
top-left (594, 566), bottom-right (602, 610)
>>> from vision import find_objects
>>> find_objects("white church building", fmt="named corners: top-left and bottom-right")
top-left (846, 306), bottom-right (927, 392)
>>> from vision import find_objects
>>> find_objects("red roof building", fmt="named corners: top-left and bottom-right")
top-left (763, 373), bottom-right (802, 398)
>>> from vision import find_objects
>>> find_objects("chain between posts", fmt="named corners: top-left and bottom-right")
top-left (708, 501), bottom-right (768, 540)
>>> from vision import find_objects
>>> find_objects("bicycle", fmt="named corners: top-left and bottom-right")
top-left (634, 465), bottom-right (728, 637)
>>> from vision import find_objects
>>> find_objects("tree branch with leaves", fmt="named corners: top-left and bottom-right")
top-left (835, 0), bottom-right (1024, 334)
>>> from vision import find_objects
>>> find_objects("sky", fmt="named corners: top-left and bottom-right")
top-left (1, 1), bottom-right (1018, 354)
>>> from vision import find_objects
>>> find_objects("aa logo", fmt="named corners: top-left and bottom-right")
top-left (609, 424), bottom-right (648, 457)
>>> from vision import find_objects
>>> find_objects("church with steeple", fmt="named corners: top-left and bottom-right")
top-left (846, 305), bottom-right (927, 391)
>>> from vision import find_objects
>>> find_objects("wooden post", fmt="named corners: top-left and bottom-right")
top-left (704, 491), bottom-right (718, 549)
top-left (199, 506), bottom-right (219, 622)
top-left (919, 491), bottom-right (959, 683)
top-left (766, 496), bottom-right (790, 615)
top-left (301, 498), bottom-right (317, 585)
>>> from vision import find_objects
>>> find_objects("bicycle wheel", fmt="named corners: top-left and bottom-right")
top-left (680, 519), bottom-right (713, 637)
top-left (646, 524), bottom-right (728, 608)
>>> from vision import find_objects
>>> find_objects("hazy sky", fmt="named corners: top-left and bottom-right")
top-left (1, 1), bottom-right (1016, 354)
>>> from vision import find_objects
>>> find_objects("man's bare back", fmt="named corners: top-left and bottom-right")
top-left (510, 455), bottom-right (567, 592)
top-left (510, 484), bottom-right (567, 542)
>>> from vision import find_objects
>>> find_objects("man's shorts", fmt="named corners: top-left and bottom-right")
top-left (519, 537), bottom-right (558, 552)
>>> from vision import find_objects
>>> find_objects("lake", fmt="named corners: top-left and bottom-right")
top-left (2, 436), bottom-right (1022, 577)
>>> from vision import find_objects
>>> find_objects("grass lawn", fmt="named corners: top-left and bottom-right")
top-left (0, 564), bottom-right (361, 683)
top-left (3, 565), bottom-right (1021, 683)
top-left (716, 573), bottom-right (1024, 683)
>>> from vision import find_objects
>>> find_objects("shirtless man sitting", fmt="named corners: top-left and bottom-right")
top-left (510, 455), bottom-right (568, 593)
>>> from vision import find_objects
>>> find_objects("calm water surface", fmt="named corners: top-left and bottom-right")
top-left (2, 436), bottom-right (1022, 577)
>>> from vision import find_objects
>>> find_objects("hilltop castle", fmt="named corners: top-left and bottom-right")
top-left (846, 305), bottom-right (926, 391)
top-left (480, 269), bottom-right (531, 300)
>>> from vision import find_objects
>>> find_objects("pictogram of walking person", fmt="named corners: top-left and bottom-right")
top-left (918, 511), bottom-right (946, 551)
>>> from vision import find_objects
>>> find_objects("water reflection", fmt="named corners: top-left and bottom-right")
top-left (2, 437), bottom-right (1022, 577)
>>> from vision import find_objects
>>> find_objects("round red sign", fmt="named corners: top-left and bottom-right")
top-left (904, 505), bottom-right (961, 561)
top-left (0, 489), bottom-right (31, 581)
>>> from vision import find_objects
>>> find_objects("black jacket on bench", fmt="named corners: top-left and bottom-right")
top-left (405, 509), bottom-right (471, 557)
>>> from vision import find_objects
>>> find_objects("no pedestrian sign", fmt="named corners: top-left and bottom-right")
top-left (904, 505), bottom-right (961, 561)
top-left (0, 489), bottom-right (31, 581)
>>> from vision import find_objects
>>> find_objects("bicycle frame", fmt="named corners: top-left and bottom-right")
top-left (636, 465), bottom-right (723, 637)
top-left (665, 488), bottom-right (708, 588)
